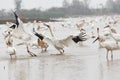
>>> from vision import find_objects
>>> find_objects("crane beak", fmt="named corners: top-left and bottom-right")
top-left (93, 37), bottom-right (99, 43)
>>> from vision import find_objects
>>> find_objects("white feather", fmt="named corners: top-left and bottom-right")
top-left (11, 17), bottom-right (31, 41)
top-left (7, 47), bottom-right (16, 55)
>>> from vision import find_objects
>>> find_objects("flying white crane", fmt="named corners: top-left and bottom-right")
top-left (33, 27), bottom-right (90, 54)
top-left (33, 28), bottom-right (74, 54)
top-left (8, 11), bottom-right (37, 57)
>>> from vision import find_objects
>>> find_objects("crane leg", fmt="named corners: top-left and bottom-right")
top-left (111, 50), bottom-right (113, 60)
top-left (106, 50), bottom-right (109, 60)
top-left (10, 54), bottom-right (12, 59)
top-left (26, 45), bottom-right (37, 57)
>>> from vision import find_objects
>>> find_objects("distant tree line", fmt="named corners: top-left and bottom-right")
top-left (0, 0), bottom-right (120, 20)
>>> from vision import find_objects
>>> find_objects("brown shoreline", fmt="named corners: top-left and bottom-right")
top-left (0, 19), bottom-right (63, 24)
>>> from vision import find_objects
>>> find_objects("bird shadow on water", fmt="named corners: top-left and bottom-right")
top-left (48, 53), bottom-right (73, 60)
top-left (0, 55), bottom-right (35, 61)
top-left (106, 59), bottom-right (113, 66)
top-left (106, 58), bottom-right (120, 67)
top-left (9, 58), bottom-right (17, 63)
top-left (0, 51), bottom-right (75, 62)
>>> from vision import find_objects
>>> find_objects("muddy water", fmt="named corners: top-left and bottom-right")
top-left (0, 45), bottom-right (120, 80)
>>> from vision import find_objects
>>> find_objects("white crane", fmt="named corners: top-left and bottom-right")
top-left (95, 27), bottom-right (110, 48)
top-left (93, 27), bottom-right (120, 60)
top-left (33, 27), bottom-right (74, 54)
top-left (105, 25), bottom-right (120, 44)
top-left (9, 12), bottom-right (31, 41)
top-left (93, 36), bottom-right (120, 60)
top-left (33, 26), bottom-right (90, 54)
top-left (8, 11), bottom-right (37, 57)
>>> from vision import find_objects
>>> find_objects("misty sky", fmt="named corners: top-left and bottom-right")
top-left (0, 0), bottom-right (107, 10)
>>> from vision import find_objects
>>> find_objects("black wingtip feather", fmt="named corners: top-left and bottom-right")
top-left (43, 23), bottom-right (50, 28)
top-left (13, 11), bottom-right (19, 27)
top-left (33, 28), bottom-right (44, 40)
top-left (9, 24), bottom-right (16, 29)
top-left (72, 36), bottom-right (83, 43)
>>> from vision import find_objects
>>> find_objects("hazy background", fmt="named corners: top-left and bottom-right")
top-left (0, 0), bottom-right (119, 21)
top-left (0, 0), bottom-right (107, 10)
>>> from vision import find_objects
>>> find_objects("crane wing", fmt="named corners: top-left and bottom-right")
top-left (9, 12), bottom-right (31, 41)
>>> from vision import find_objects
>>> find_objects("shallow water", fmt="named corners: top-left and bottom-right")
top-left (1, 16), bottom-right (120, 80)
top-left (0, 45), bottom-right (120, 80)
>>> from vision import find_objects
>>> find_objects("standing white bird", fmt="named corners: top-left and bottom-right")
top-left (105, 25), bottom-right (120, 44)
top-left (93, 28), bottom-right (120, 60)
top-left (95, 27), bottom-right (111, 48)
top-left (93, 36), bottom-right (120, 60)
top-left (5, 31), bottom-right (16, 59)
top-left (102, 25), bottom-right (120, 45)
